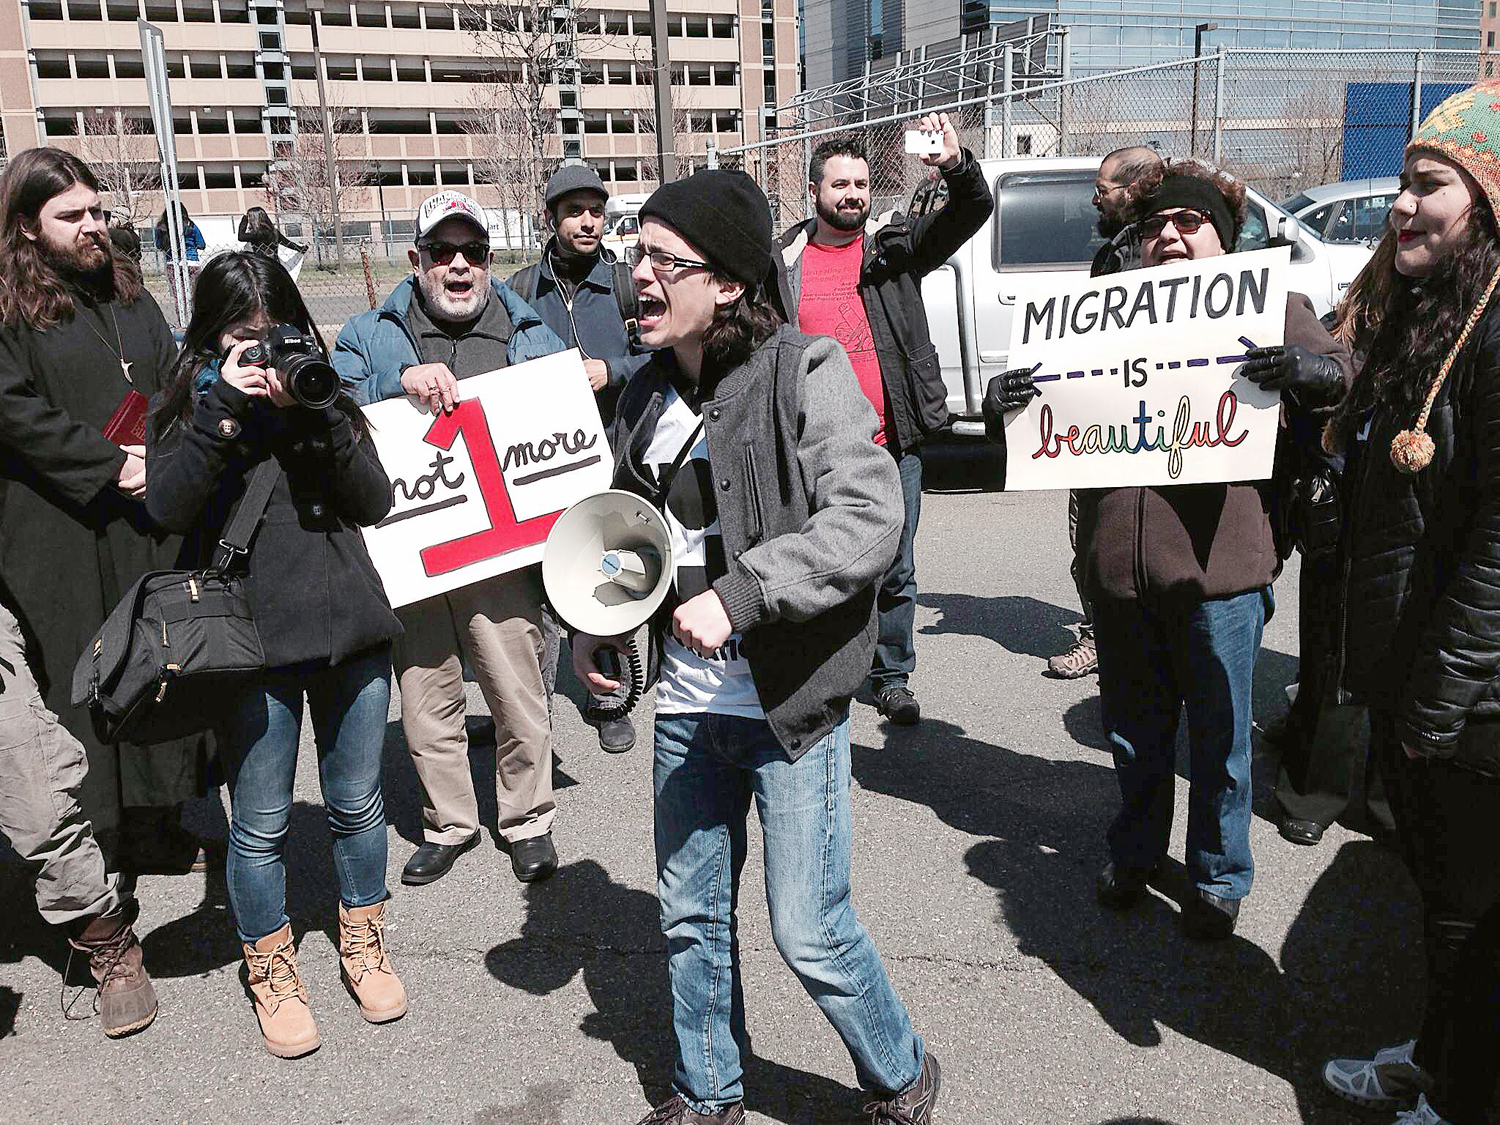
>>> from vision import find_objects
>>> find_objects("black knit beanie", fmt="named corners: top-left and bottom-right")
top-left (1139, 173), bottom-right (1240, 251)
top-left (638, 170), bottom-right (772, 289)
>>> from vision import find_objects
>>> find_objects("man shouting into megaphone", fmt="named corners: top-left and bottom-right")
top-left (570, 170), bottom-right (943, 1125)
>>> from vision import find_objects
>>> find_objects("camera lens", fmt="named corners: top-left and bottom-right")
top-left (281, 354), bottom-right (340, 410)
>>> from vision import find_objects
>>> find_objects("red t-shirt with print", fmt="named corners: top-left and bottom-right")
top-left (797, 236), bottom-right (887, 445)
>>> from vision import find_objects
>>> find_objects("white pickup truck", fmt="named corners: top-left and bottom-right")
top-left (916, 156), bottom-right (1374, 435)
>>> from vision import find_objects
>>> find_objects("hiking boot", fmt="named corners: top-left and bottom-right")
top-left (633, 1095), bottom-right (746, 1124)
top-left (242, 923), bottom-right (320, 1058)
top-left (865, 1050), bottom-right (941, 1124)
top-left (1323, 1039), bottom-right (1433, 1109)
top-left (1395, 1094), bottom-right (1453, 1125)
top-left (1048, 634), bottom-right (1098, 678)
top-left (338, 899), bottom-right (407, 1023)
top-left (68, 899), bottom-right (158, 1038)
top-left (120, 805), bottom-right (213, 875)
top-left (876, 685), bottom-right (921, 725)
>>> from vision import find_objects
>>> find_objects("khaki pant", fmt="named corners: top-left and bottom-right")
top-left (0, 601), bottom-right (120, 925)
top-left (394, 568), bottom-right (554, 845)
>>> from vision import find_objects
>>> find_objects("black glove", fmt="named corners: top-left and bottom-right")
top-left (1239, 345), bottom-right (1345, 405)
top-left (981, 365), bottom-right (1041, 444)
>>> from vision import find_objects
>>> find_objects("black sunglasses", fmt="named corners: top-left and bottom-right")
top-left (1138, 210), bottom-right (1212, 238)
top-left (629, 245), bottom-right (712, 274)
top-left (419, 239), bottom-right (490, 265)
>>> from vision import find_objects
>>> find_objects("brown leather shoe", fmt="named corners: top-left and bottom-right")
top-left (633, 1095), bottom-right (746, 1124)
top-left (865, 1050), bottom-right (941, 1124)
top-left (119, 807), bottom-right (213, 875)
top-left (338, 899), bottom-right (408, 1023)
top-left (242, 924), bottom-right (320, 1058)
top-left (68, 900), bottom-right (158, 1038)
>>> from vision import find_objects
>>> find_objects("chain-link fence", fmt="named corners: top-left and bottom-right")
top-left (713, 48), bottom-right (1485, 229)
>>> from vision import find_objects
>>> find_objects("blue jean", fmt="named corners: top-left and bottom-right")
top-left (1093, 588), bottom-right (1268, 900)
top-left (220, 645), bottom-right (392, 943)
top-left (871, 448), bottom-right (922, 691)
top-left (653, 712), bottom-right (923, 1112)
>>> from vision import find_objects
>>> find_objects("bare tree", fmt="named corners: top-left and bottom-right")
top-left (1281, 82), bottom-right (1345, 199)
top-left (457, 0), bottom-right (605, 244)
top-left (629, 45), bottom-right (698, 185)
top-left (78, 110), bottom-right (162, 227)
top-left (461, 82), bottom-right (541, 249)
top-left (266, 95), bottom-right (373, 267)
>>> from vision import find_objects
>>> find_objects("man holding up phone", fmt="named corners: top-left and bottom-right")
top-left (773, 113), bottom-right (992, 726)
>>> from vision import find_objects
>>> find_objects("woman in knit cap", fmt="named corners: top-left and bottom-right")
top-left (570, 168), bottom-right (940, 1125)
top-left (1319, 80), bottom-right (1500, 1125)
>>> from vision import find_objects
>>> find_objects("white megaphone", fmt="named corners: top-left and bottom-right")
top-left (542, 489), bottom-right (674, 639)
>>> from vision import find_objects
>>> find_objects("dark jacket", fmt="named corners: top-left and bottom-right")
top-left (1077, 293), bottom-right (1352, 603)
top-left (146, 378), bottom-right (401, 669)
top-left (507, 240), bottom-right (652, 422)
top-left (773, 149), bottom-right (994, 455)
top-left (333, 276), bottom-right (566, 405)
top-left (608, 327), bottom-right (902, 758)
top-left (1338, 304), bottom-right (1500, 773)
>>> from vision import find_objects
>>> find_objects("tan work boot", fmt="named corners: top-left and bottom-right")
top-left (338, 899), bottom-right (407, 1023)
top-left (242, 923), bottom-right (320, 1058)
top-left (68, 900), bottom-right (158, 1038)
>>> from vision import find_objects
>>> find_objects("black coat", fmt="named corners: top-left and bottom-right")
top-left (773, 150), bottom-right (995, 455)
top-left (0, 288), bottom-right (207, 832)
top-left (1339, 303), bottom-right (1500, 774)
top-left (146, 378), bottom-right (401, 669)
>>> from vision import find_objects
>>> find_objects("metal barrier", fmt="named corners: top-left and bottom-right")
top-left (711, 48), bottom-right (1485, 228)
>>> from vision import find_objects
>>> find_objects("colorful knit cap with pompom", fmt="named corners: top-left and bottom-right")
top-left (1387, 79), bottom-right (1500, 473)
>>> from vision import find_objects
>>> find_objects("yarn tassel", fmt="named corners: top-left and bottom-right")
top-left (1391, 259), bottom-right (1500, 473)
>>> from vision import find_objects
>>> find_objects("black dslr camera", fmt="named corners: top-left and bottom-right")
top-left (239, 326), bottom-right (340, 410)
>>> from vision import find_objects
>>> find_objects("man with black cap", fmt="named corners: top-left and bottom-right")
top-left (571, 169), bottom-right (941, 1125)
top-left (774, 112), bottom-right (992, 728)
top-left (509, 164), bottom-right (653, 755)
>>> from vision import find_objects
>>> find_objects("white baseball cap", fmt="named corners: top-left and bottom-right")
top-left (415, 191), bottom-right (489, 242)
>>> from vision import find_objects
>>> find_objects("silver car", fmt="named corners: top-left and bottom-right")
top-left (1281, 177), bottom-right (1401, 244)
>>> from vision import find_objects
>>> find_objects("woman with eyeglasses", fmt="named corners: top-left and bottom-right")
top-left (985, 158), bottom-right (1352, 938)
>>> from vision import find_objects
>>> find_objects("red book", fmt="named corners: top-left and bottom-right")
top-left (102, 389), bottom-right (150, 447)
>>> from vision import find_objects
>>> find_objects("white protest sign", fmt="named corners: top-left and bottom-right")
top-left (360, 349), bottom-right (613, 608)
top-left (1001, 246), bottom-right (1291, 490)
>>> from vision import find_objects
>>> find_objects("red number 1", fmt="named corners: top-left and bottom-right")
top-left (418, 399), bottom-right (564, 577)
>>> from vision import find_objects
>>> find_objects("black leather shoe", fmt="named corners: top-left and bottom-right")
top-left (510, 833), bottom-right (558, 883)
top-left (1182, 888), bottom-right (1240, 939)
top-left (1096, 861), bottom-right (1155, 910)
top-left (597, 716), bottom-right (636, 754)
top-left (1279, 817), bottom-right (1325, 846)
top-left (401, 832), bottom-right (478, 886)
top-left (876, 685), bottom-right (921, 725)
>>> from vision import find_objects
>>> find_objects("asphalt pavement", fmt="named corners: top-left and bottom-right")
top-left (0, 441), bottom-right (1421, 1125)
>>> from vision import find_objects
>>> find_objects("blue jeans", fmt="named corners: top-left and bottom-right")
top-left (220, 645), bottom-right (392, 943)
top-left (653, 713), bottom-right (923, 1111)
top-left (871, 448), bottom-right (922, 691)
top-left (1093, 589), bottom-right (1268, 900)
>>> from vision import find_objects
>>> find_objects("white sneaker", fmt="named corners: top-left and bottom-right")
top-left (1394, 1094), bottom-right (1452, 1125)
top-left (1323, 1039), bottom-right (1434, 1109)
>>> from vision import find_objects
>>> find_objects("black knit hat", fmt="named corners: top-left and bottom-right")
top-left (638, 170), bottom-right (772, 288)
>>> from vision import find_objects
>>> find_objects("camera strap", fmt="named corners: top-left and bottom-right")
top-left (212, 459), bottom-right (281, 573)
top-left (652, 416), bottom-right (706, 510)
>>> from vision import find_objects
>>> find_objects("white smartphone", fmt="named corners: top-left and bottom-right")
top-left (904, 129), bottom-right (943, 156)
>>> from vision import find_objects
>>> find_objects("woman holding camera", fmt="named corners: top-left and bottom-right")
top-left (145, 252), bottom-right (405, 1059)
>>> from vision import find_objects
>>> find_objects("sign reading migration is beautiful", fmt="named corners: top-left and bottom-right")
top-left (1000, 246), bottom-right (1291, 491)
top-left (360, 349), bottom-right (614, 608)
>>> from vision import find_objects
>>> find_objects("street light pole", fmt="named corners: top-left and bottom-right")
top-left (647, 0), bottom-right (676, 183)
top-left (1189, 21), bottom-right (1217, 158)
top-left (306, 0), bottom-right (345, 267)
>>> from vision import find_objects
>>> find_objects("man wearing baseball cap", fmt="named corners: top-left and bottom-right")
top-left (571, 169), bottom-right (941, 1125)
top-left (333, 191), bottom-right (571, 888)
top-left (510, 165), bottom-right (653, 755)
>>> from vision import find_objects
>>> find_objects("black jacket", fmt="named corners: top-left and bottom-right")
top-left (1338, 304), bottom-right (1500, 773)
top-left (146, 379), bottom-right (401, 669)
top-left (773, 150), bottom-right (994, 455)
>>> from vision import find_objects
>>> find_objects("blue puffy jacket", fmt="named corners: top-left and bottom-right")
top-left (333, 276), bottom-right (566, 405)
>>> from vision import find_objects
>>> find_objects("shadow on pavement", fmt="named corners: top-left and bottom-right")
top-left (484, 858), bottom-right (862, 1124)
top-left (852, 718), bottom-right (1421, 1125)
top-left (919, 592), bottom-right (1084, 661)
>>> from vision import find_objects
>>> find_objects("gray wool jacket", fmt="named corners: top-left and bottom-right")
top-left (608, 325), bottom-right (902, 758)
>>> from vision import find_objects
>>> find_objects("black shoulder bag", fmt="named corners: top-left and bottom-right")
top-left (71, 459), bottom-right (279, 745)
